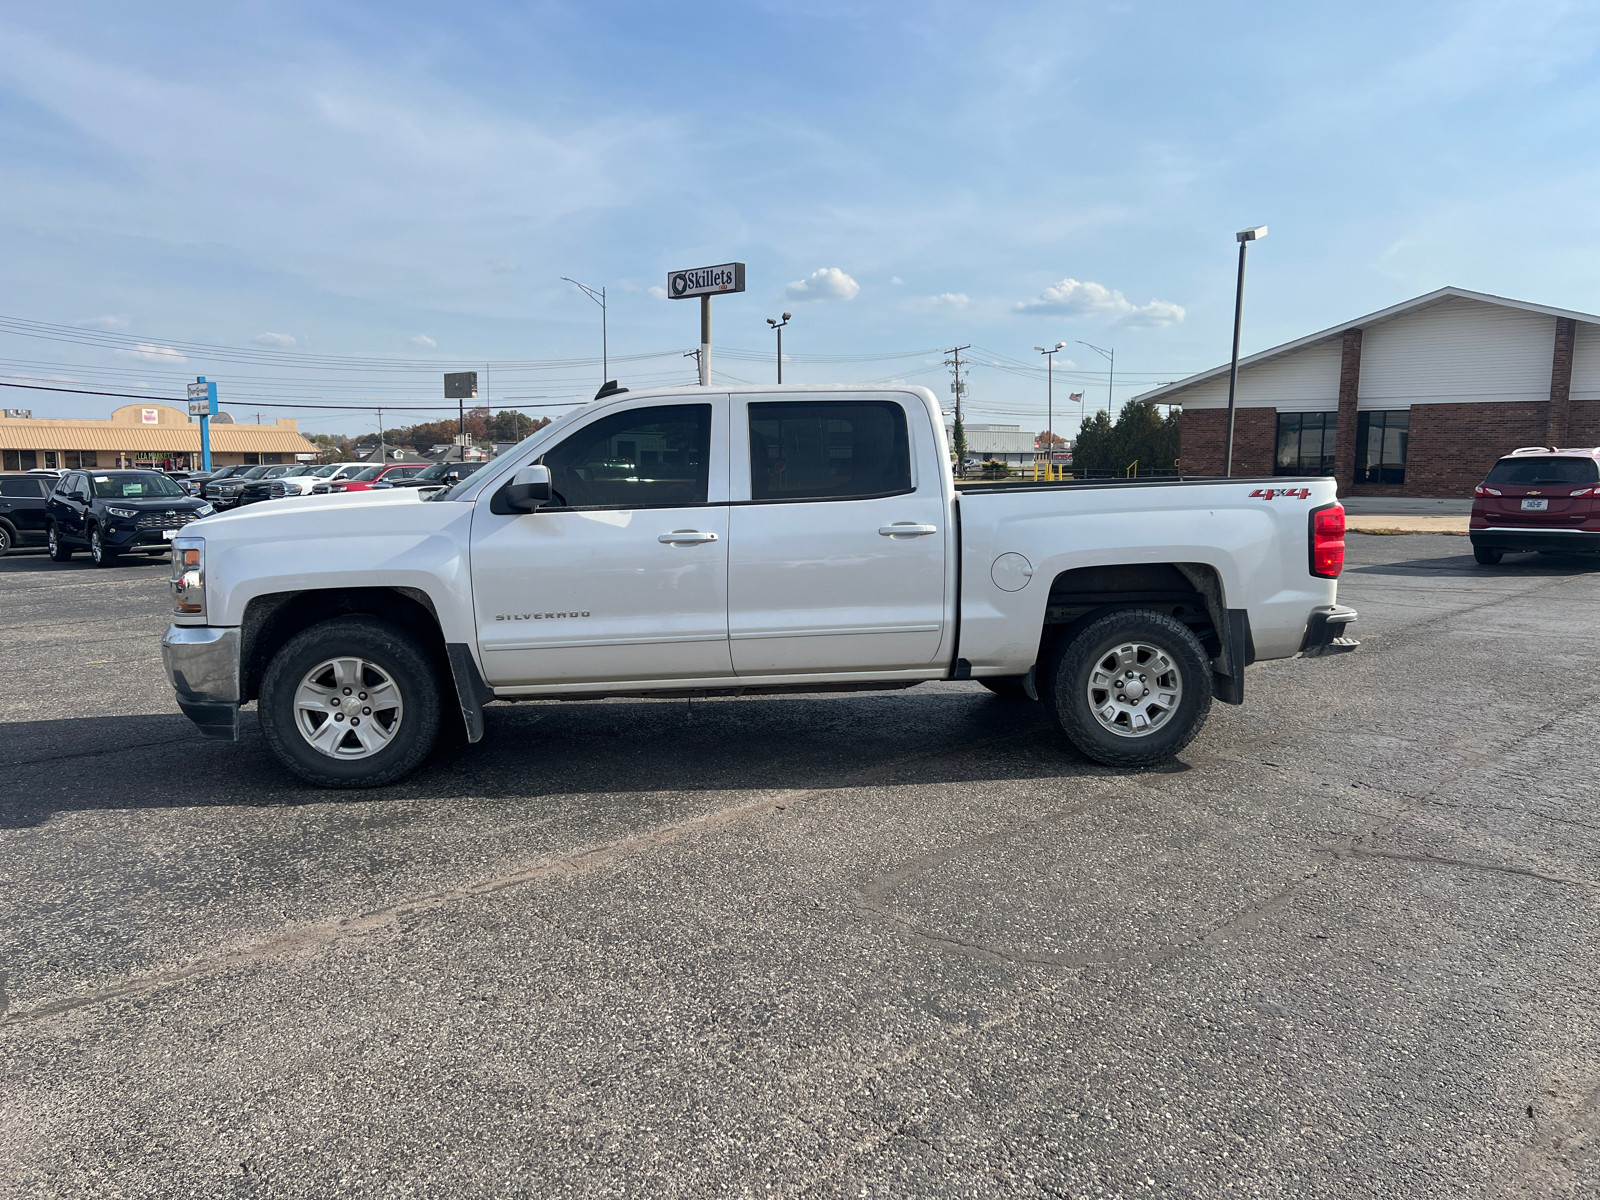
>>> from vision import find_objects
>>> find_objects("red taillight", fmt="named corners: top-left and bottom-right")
top-left (1311, 503), bottom-right (1345, 578)
top-left (1572, 488), bottom-right (1594, 497)
top-left (1474, 485), bottom-right (1502, 496)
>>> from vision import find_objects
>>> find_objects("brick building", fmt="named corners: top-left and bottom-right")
top-left (1135, 287), bottom-right (1600, 497)
top-left (0, 403), bottom-right (317, 471)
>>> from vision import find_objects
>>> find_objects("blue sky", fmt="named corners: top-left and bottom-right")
top-left (2, 0), bottom-right (1599, 438)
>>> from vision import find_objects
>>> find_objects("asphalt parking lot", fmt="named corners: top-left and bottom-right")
top-left (3, 536), bottom-right (1599, 1199)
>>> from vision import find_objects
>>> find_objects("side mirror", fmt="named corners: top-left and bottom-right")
top-left (503, 464), bottom-right (551, 511)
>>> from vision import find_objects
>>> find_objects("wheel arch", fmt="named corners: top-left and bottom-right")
top-left (240, 587), bottom-right (449, 705)
top-left (1036, 561), bottom-right (1252, 705)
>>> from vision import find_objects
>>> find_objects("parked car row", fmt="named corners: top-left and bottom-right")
top-left (0, 459), bottom-right (485, 558)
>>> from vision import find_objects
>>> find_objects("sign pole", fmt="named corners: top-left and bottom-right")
top-left (190, 377), bottom-right (217, 472)
top-left (700, 296), bottom-right (711, 386)
top-left (667, 263), bottom-right (744, 388)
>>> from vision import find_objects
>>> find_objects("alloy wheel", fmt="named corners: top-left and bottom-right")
top-left (293, 656), bottom-right (405, 759)
top-left (1085, 640), bottom-right (1183, 738)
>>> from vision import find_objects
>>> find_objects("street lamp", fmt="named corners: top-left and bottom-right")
top-left (561, 277), bottom-right (608, 386)
top-left (766, 312), bottom-right (792, 383)
top-left (1034, 342), bottom-right (1066, 479)
top-left (1223, 226), bottom-right (1267, 477)
top-left (1077, 340), bottom-right (1115, 423)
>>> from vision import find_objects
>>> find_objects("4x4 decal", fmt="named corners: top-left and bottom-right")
top-left (1249, 487), bottom-right (1312, 500)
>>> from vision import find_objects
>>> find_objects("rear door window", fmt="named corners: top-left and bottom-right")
top-left (1484, 457), bottom-right (1600, 486)
top-left (539, 404), bottom-right (712, 509)
top-left (747, 400), bottom-right (911, 502)
top-left (0, 477), bottom-right (46, 498)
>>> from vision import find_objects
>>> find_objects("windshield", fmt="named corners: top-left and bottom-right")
top-left (91, 472), bottom-right (186, 499)
top-left (428, 460), bottom-right (489, 501)
top-left (311, 465), bottom-right (338, 476)
top-left (286, 466), bottom-right (315, 476)
top-left (239, 466), bottom-right (272, 478)
top-left (352, 466), bottom-right (386, 481)
top-left (1484, 457), bottom-right (1600, 486)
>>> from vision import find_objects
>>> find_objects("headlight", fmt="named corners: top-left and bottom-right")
top-left (171, 537), bottom-right (205, 617)
top-left (106, 506), bottom-right (139, 518)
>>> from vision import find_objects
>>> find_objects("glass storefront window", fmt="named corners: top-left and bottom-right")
top-left (1275, 412), bottom-right (1337, 476)
top-left (1354, 410), bottom-right (1410, 485)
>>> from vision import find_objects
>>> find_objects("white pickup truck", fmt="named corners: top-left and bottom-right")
top-left (161, 384), bottom-right (1357, 787)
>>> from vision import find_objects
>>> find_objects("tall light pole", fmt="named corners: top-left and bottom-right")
top-left (1077, 340), bottom-right (1115, 423)
top-left (1223, 226), bottom-right (1268, 477)
top-left (767, 312), bottom-right (792, 383)
top-left (561, 277), bottom-right (608, 386)
top-left (1034, 342), bottom-right (1066, 477)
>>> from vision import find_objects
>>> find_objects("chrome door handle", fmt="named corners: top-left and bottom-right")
top-left (659, 530), bottom-right (719, 544)
top-left (878, 523), bottom-right (938, 537)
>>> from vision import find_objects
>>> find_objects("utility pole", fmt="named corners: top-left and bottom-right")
top-left (684, 348), bottom-right (701, 378)
top-left (562, 278), bottom-right (608, 386)
top-left (1077, 341), bottom-right (1115, 422)
top-left (1034, 342), bottom-right (1067, 479)
top-left (377, 407), bottom-right (386, 463)
top-left (944, 344), bottom-right (970, 475)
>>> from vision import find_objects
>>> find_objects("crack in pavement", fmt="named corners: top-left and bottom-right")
top-left (1321, 844), bottom-right (1595, 890)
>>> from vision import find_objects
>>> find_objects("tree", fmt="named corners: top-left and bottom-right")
top-left (1073, 402), bottom-right (1180, 476)
top-left (951, 416), bottom-right (969, 472)
top-left (1036, 430), bottom-right (1068, 447)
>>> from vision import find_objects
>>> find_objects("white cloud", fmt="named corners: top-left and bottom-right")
top-left (927, 292), bottom-right (969, 309)
top-left (890, 276), bottom-right (904, 285)
top-left (408, 334), bottom-right (437, 348)
top-left (647, 285), bottom-right (668, 300)
top-left (78, 315), bottom-right (127, 330)
top-left (1013, 278), bottom-right (1185, 328)
top-left (118, 342), bottom-right (187, 363)
top-left (254, 332), bottom-right (296, 347)
top-left (785, 267), bottom-right (860, 302)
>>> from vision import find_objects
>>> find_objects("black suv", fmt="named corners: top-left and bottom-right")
top-left (46, 470), bottom-right (214, 566)
top-left (382, 460), bottom-right (487, 489)
top-left (0, 473), bottom-right (52, 555)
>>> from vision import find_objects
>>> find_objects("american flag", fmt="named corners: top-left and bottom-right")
top-left (1068, 392), bottom-right (1084, 403)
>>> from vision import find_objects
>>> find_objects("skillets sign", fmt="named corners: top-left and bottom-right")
top-left (667, 263), bottom-right (745, 299)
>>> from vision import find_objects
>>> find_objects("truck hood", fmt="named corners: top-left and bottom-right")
top-left (198, 484), bottom-right (432, 526)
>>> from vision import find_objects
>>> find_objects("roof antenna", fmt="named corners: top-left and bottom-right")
top-left (595, 380), bottom-right (628, 400)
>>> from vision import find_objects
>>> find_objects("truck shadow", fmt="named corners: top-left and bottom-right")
top-left (1350, 551), bottom-right (1600, 577)
top-left (0, 688), bottom-right (1150, 829)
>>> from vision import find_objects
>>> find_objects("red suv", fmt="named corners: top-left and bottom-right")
top-left (330, 464), bottom-right (424, 493)
top-left (1470, 446), bottom-right (1600, 565)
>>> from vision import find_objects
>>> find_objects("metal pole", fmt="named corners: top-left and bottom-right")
top-left (1047, 353), bottom-right (1054, 481)
top-left (1107, 348), bottom-right (1114, 422)
top-left (378, 407), bottom-right (386, 464)
top-left (459, 394), bottom-right (465, 461)
top-left (699, 295), bottom-right (711, 386)
top-left (1223, 240), bottom-right (1248, 477)
top-left (601, 288), bottom-right (607, 386)
top-left (776, 323), bottom-right (782, 384)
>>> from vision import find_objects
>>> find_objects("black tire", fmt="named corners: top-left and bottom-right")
top-left (47, 523), bottom-right (72, 561)
top-left (979, 677), bottom-right (1033, 700)
top-left (1044, 609), bottom-right (1213, 767)
top-left (1474, 546), bottom-right (1504, 565)
top-left (89, 525), bottom-right (117, 567)
top-left (258, 617), bottom-right (443, 788)
top-left (0, 523), bottom-right (12, 556)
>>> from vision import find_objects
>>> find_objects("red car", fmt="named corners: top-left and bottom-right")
top-left (1470, 446), bottom-right (1600, 565)
top-left (330, 464), bottom-right (425, 493)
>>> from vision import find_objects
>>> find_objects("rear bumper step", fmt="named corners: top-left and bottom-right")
top-left (1300, 604), bottom-right (1359, 657)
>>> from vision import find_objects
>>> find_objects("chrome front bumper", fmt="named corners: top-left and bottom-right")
top-left (162, 624), bottom-right (242, 740)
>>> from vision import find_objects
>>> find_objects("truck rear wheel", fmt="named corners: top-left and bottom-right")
top-left (1044, 609), bottom-right (1212, 767)
top-left (258, 617), bottom-right (442, 788)
top-left (1474, 546), bottom-right (1503, 565)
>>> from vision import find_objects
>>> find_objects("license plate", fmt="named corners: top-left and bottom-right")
top-left (1522, 498), bottom-right (1548, 511)
top-left (162, 528), bottom-right (177, 540)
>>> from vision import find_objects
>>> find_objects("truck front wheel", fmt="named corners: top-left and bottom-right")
top-left (258, 617), bottom-right (443, 788)
top-left (1044, 609), bottom-right (1213, 767)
